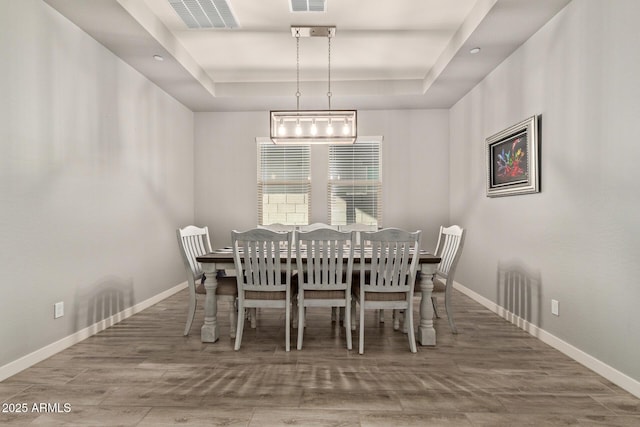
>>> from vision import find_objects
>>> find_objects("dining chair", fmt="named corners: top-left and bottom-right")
top-left (258, 223), bottom-right (297, 232)
top-left (426, 225), bottom-right (466, 334)
top-left (176, 225), bottom-right (237, 337)
top-left (299, 222), bottom-right (337, 232)
top-left (353, 228), bottom-right (421, 354)
top-left (232, 228), bottom-right (293, 351)
top-left (295, 228), bottom-right (355, 350)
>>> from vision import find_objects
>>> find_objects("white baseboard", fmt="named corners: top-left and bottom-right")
top-left (0, 281), bottom-right (188, 382)
top-left (453, 281), bottom-right (640, 399)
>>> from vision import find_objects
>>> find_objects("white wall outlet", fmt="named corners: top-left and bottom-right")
top-left (551, 299), bottom-right (559, 316)
top-left (54, 301), bottom-right (64, 319)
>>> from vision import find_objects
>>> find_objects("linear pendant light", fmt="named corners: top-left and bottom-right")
top-left (270, 26), bottom-right (357, 144)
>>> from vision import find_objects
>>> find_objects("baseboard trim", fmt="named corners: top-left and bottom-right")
top-left (0, 281), bottom-right (188, 382)
top-left (453, 281), bottom-right (640, 399)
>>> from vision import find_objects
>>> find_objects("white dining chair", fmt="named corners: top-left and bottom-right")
top-left (295, 228), bottom-right (355, 350)
top-left (353, 228), bottom-right (421, 354)
top-left (232, 228), bottom-right (294, 351)
top-left (176, 225), bottom-right (237, 337)
top-left (428, 225), bottom-right (466, 334)
top-left (258, 223), bottom-right (297, 232)
top-left (299, 222), bottom-right (337, 232)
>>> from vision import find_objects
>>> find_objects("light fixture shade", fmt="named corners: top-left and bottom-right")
top-left (270, 110), bottom-right (357, 144)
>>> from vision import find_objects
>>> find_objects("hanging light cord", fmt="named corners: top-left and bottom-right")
top-left (296, 29), bottom-right (301, 111)
top-left (327, 32), bottom-right (332, 111)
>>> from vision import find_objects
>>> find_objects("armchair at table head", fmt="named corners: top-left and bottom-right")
top-left (176, 225), bottom-right (237, 336)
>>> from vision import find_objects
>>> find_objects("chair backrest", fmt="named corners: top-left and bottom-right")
top-left (296, 228), bottom-right (355, 291)
top-left (338, 223), bottom-right (378, 245)
top-left (258, 223), bottom-right (296, 232)
top-left (360, 228), bottom-right (422, 292)
top-left (434, 225), bottom-right (465, 281)
top-left (299, 222), bottom-right (337, 232)
top-left (177, 225), bottom-right (212, 282)
top-left (232, 228), bottom-right (292, 292)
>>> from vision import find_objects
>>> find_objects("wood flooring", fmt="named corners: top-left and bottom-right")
top-left (1, 289), bottom-right (639, 426)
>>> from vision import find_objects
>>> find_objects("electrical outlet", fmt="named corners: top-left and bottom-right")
top-left (54, 302), bottom-right (64, 319)
top-left (551, 299), bottom-right (559, 316)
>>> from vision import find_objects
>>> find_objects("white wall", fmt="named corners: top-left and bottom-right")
top-left (194, 109), bottom-right (450, 250)
top-left (449, 0), bottom-right (640, 382)
top-left (0, 0), bottom-right (194, 368)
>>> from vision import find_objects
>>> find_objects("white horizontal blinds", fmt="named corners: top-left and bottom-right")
top-left (257, 141), bottom-right (310, 225)
top-left (328, 140), bottom-right (381, 227)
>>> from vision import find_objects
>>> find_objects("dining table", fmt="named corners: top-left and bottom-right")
top-left (196, 248), bottom-right (441, 346)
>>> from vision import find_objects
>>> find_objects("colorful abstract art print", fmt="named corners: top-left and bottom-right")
top-left (486, 116), bottom-right (540, 197)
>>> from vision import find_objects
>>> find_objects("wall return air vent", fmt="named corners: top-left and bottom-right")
top-left (290, 0), bottom-right (327, 13)
top-left (169, 0), bottom-right (238, 29)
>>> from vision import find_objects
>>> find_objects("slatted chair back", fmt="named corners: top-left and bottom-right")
top-left (339, 223), bottom-right (377, 245)
top-left (299, 222), bottom-right (337, 232)
top-left (434, 225), bottom-right (465, 281)
top-left (177, 225), bottom-right (212, 282)
top-left (258, 223), bottom-right (296, 232)
top-left (360, 228), bottom-right (421, 293)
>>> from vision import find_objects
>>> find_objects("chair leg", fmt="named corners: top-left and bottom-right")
top-left (378, 309), bottom-right (385, 323)
top-left (297, 298), bottom-right (305, 350)
top-left (331, 307), bottom-right (337, 322)
top-left (406, 302), bottom-right (417, 353)
top-left (339, 306), bottom-right (345, 325)
top-left (229, 299), bottom-right (237, 339)
top-left (234, 303), bottom-right (245, 351)
top-left (345, 301), bottom-right (352, 350)
top-left (393, 309), bottom-right (400, 331)
top-left (359, 302), bottom-right (365, 354)
top-left (351, 299), bottom-right (357, 330)
top-left (444, 293), bottom-right (458, 334)
top-left (184, 291), bottom-right (197, 336)
top-left (285, 300), bottom-right (291, 352)
top-left (431, 296), bottom-right (440, 318)
top-left (250, 308), bottom-right (257, 328)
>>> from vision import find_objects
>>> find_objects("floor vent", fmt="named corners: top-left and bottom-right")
top-left (290, 0), bottom-right (327, 13)
top-left (169, 0), bottom-right (238, 29)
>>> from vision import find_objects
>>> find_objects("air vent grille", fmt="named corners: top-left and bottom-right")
top-left (290, 0), bottom-right (326, 12)
top-left (169, 0), bottom-right (238, 29)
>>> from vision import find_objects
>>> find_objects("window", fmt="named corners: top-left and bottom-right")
top-left (257, 140), bottom-right (310, 225)
top-left (328, 138), bottom-right (382, 227)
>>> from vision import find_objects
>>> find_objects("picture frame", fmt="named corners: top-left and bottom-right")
top-left (486, 115), bottom-right (540, 197)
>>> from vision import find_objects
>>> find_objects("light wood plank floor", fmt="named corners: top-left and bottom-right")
top-left (2, 289), bottom-right (639, 426)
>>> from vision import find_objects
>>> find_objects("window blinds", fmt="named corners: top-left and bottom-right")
top-left (328, 140), bottom-right (382, 226)
top-left (257, 141), bottom-right (311, 225)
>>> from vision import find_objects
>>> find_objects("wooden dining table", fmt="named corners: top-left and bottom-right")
top-left (196, 249), bottom-right (441, 346)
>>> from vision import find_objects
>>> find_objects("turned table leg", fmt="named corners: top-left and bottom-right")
top-left (417, 266), bottom-right (437, 346)
top-left (201, 266), bottom-right (220, 343)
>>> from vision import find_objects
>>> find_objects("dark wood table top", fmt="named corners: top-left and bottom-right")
top-left (197, 248), bottom-right (440, 264)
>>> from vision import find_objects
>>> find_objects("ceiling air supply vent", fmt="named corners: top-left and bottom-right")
top-left (169, 0), bottom-right (238, 29)
top-left (290, 0), bottom-right (326, 12)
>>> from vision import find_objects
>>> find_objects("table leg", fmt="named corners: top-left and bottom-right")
top-left (417, 267), bottom-right (437, 346)
top-left (201, 269), bottom-right (219, 343)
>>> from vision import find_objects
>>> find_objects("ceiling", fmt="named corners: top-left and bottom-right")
top-left (43, 0), bottom-right (570, 112)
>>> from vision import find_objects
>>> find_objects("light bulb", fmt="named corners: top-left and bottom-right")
top-left (295, 121), bottom-right (302, 136)
top-left (326, 121), bottom-right (334, 135)
top-left (278, 120), bottom-right (286, 136)
top-left (342, 122), bottom-right (350, 135)
top-left (310, 121), bottom-right (318, 136)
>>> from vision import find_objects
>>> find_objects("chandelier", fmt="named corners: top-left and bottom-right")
top-left (270, 26), bottom-right (357, 144)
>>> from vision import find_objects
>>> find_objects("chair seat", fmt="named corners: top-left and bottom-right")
top-left (244, 290), bottom-right (287, 300)
top-left (352, 282), bottom-right (407, 301)
top-left (304, 290), bottom-right (346, 299)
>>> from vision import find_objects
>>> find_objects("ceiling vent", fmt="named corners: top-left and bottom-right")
top-left (290, 0), bottom-right (326, 12)
top-left (169, 0), bottom-right (238, 29)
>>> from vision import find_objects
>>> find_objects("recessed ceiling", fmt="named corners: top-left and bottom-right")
top-left (43, 0), bottom-right (571, 112)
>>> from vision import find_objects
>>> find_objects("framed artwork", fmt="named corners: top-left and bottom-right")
top-left (486, 115), bottom-right (540, 197)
